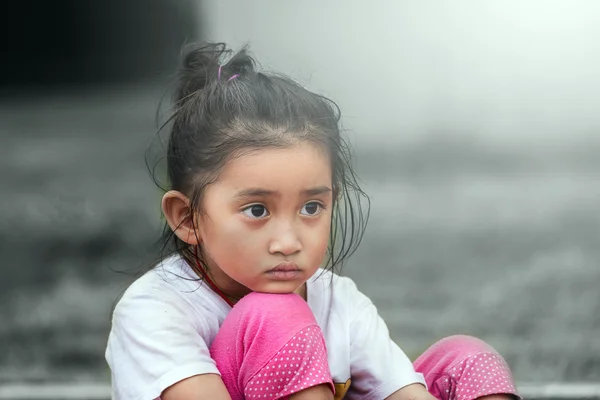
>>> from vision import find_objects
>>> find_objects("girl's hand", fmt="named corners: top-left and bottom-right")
top-left (386, 383), bottom-right (437, 400)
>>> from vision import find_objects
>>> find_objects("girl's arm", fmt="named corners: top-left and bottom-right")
top-left (289, 384), bottom-right (335, 400)
top-left (385, 383), bottom-right (437, 400)
top-left (162, 376), bottom-right (333, 400)
top-left (162, 374), bottom-right (232, 400)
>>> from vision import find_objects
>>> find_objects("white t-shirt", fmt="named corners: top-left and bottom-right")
top-left (106, 255), bottom-right (425, 400)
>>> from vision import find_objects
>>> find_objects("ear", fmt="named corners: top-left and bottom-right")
top-left (161, 190), bottom-right (200, 245)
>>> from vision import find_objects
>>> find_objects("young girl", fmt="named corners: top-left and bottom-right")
top-left (105, 42), bottom-right (520, 400)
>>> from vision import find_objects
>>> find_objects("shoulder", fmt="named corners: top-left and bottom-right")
top-left (308, 269), bottom-right (373, 323)
top-left (112, 255), bottom-right (229, 334)
top-left (309, 268), bottom-right (358, 290)
top-left (310, 269), bottom-right (371, 304)
top-left (106, 255), bottom-right (227, 400)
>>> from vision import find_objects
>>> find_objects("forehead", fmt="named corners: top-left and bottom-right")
top-left (217, 142), bottom-right (332, 190)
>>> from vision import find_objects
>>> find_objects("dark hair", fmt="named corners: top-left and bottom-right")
top-left (146, 42), bottom-right (370, 276)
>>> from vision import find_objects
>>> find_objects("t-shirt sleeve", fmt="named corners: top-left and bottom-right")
top-left (105, 286), bottom-right (220, 400)
top-left (346, 281), bottom-right (426, 400)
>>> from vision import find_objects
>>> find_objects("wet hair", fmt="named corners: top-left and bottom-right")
top-left (147, 42), bottom-right (370, 276)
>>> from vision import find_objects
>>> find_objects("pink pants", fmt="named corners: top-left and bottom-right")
top-left (210, 293), bottom-right (520, 400)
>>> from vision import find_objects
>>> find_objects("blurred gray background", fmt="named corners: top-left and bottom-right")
top-left (1, 0), bottom-right (599, 388)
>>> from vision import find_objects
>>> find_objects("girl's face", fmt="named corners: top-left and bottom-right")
top-left (196, 141), bottom-right (333, 297)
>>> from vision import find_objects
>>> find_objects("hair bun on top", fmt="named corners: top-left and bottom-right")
top-left (174, 42), bottom-right (255, 104)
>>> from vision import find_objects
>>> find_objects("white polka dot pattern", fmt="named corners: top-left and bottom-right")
top-left (440, 352), bottom-right (518, 400)
top-left (244, 325), bottom-right (333, 399)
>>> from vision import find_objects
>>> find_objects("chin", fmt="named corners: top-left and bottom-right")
top-left (253, 282), bottom-right (303, 295)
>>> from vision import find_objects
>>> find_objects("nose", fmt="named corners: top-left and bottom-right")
top-left (268, 222), bottom-right (302, 256)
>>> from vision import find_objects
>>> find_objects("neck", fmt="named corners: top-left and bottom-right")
top-left (188, 248), bottom-right (250, 306)
top-left (294, 282), bottom-right (307, 300)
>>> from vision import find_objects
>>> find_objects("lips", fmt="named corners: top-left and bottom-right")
top-left (266, 262), bottom-right (302, 280)
top-left (268, 262), bottom-right (301, 272)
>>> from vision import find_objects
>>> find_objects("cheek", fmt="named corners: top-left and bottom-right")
top-left (307, 219), bottom-right (331, 259)
top-left (204, 217), bottom-right (262, 258)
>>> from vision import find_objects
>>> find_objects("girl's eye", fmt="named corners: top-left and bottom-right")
top-left (300, 202), bottom-right (323, 216)
top-left (242, 204), bottom-right (269, 219)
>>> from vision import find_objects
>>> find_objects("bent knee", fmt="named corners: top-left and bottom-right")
top-left (235, 291), bottom-right (309, 313)
top-left (434, 334), bottom-right (497, 355)
top-left (228, 292), bottom-right (315, 327)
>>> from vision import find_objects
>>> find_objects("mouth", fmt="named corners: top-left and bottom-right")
top-left (268, 262), bottom-right (301, 272)
top-left (266, 262), bottom-right (302, 280)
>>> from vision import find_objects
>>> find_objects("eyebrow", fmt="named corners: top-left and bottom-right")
top-left (234, 186), bottom-right (332, 199)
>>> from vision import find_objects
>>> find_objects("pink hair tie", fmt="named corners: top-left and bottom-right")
top-left (218, 65), bottom-right (239, 82)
